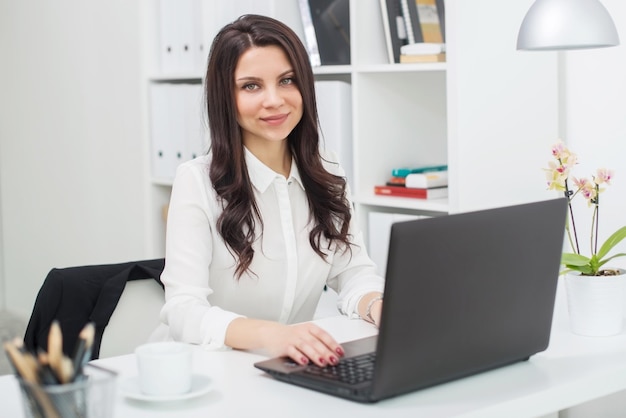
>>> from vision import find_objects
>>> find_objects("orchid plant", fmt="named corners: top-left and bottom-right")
top-left (545, 140), bottom-right (626, 276)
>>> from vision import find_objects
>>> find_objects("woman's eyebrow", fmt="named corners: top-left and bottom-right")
top-left (236, 69), bottom-right (295, 82)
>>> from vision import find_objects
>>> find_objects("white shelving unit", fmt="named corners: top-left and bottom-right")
top-left (141, 0), bottom-right (559, 256)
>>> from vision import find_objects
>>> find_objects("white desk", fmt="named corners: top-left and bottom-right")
top-left (3, 282), bottom-right (626, 418)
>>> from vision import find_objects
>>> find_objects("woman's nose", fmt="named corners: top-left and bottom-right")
top-left (263, 87), bottom-right (284, 107)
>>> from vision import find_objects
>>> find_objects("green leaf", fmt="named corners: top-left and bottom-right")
top-left (561, 252), bottom-right (591, 267)
top-left (596, 226), bottom-right (626, 260)
top-left (597, 253), bottom-right (626, 268)
top-left (563, 264), bottom-right (594, 275)
top-left (561, 228), bottom-right (626, 276)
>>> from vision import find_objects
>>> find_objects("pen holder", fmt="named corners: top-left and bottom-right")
top-left (17, 364), bottom-right (117, 418)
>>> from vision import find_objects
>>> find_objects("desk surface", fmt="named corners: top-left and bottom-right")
top-left (3, 282), bottom-right (626, 418)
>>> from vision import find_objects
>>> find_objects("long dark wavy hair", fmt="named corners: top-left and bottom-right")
top-left (204, 14), bottom-right (353, 279)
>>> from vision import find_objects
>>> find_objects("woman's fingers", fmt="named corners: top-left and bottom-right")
top-left (307, 325), bottom-right (344, 361)
top-left (284, 323), bottom-right (344, 367)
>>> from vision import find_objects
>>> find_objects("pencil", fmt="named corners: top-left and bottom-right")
top-left (36, 350), bottom-right (58, 385)
top-left (46, 320), bottom-right (76, 384)
top-left (4, 340), bottom-right (62, 418)
top-left (3, 339), bottom-right (39, 383)
top-left (72, 322), bottom-right (95, 381)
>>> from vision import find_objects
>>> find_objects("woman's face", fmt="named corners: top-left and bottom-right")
top-left (234, 45), bottom-right (303, 147)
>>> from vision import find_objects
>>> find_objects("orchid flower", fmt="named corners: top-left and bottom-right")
top-left (545, 140), bottom-right (626, 276)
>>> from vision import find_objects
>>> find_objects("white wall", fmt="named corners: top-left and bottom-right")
top-left (0, 1), bottom-right (150, 317)
top-left (561, 0), bottom-right (626, 270)
top-left (448, 0), bottom-right (559, 213)
top-left (559, 2), bottom-right (626, 415)
top-left (0, 144), bottom-right (5, 310)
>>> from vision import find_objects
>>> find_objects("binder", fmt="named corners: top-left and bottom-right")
top-left (170, 85), bottom-right (187, 172)
top-left (315, 80), bottom-right (353, 189)
top-left (193, 0), bottom-right (208, 72)
top-left (177, 0), bottom-right (197, 73)
top-left (200, 1), bottom-right (297, 69)
top-left (183, 84), bottom-right (209, 161)
top-left (149, 84), bottom-right (177, 180)
top-left (368, 212), bottom-right (421, 275)
top-left (150, 84), bottom-right (204, 180)
top-left (158, 0), bottom-right (197, 74)
top-left (158, 0), bottom-right (177, 73)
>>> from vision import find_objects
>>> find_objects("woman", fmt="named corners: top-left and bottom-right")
top-left (156, 14), bottom-right (384, 367)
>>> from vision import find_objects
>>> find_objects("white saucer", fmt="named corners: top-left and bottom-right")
top-left (120, 374), bottom-right (212, 402)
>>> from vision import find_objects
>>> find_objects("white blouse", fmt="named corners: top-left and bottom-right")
top-left (155, 148), bottom-right (384, 349)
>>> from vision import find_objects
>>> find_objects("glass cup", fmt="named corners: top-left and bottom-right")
top-left (18, 364), bottom-right (117, 418)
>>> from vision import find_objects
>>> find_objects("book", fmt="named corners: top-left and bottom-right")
top-left (391, 164), bottom-right (447, 177)
top-left (400, 0), bottom-right (422, 45)
top-left (379, 0), bottom-right (445, 64)
top-left (400, 42), bottom-right (445, 55)
top-left (380, 0), bottom-right (408, 63)
top-left (386, 176), bottom-right (406, 186)
top-left (298, 0), bottom-right (322, 66)
top-left (299, 0), bottom-right (351, 66)
top-left (374, 185), bottom-right (448, 199)
top-left (405, 170), bottom-right (448, 188)
top-left (416, 0), bottom-right (445, 44)
top-left (400, 53), bottom-right (446, 63)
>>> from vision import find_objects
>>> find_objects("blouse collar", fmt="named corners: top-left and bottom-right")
top-left (244, 147), bottom-right (304, 193)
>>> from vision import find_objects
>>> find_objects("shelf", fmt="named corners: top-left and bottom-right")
top-left (152, 178), bottom-right (174, 187)
top-left (312, 65), bottom-right (352, 75)
top-left (356, 194), bottom-right (449, 213)
top-left (149, 73), bottom-right (203, 82)
top-left (150, 65), bottom-right (355, 81)
top-left (146, 64), bottom-right (447, 81)
top-left (355, 63), bottom-right (447, 74)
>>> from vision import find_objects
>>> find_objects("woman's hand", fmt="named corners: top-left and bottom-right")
top-left (226, 318), bottom-right (344, 367)
top-left (262, 322), bottom-right (344, 367)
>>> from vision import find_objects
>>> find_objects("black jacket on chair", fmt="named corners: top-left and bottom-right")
top-left (23, 258), bottom-right (165, 359)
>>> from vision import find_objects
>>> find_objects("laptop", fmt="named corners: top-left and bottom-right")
top-left (254, 198), bottom-right (567, 403)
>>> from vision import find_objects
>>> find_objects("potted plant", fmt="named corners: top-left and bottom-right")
top-left (545, 140), bottom-right (626, 336)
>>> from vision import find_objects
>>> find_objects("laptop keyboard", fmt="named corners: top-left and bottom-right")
top-left (303, 352), bottom-right (376, 385)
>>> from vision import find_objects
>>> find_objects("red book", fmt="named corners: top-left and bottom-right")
top-left (374, 185), bottom-right (448, 199)
top-left (386, 176), bottom-right (406, 186)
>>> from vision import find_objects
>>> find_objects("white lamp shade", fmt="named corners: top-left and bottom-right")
top-left (517, 0), bottom-right (620, 50)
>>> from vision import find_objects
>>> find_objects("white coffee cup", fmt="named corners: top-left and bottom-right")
top-left (135, 342), bottom-right (192, 396)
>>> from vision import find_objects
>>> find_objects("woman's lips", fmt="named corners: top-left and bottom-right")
top-left (261, 114), bottom-right (288, 125)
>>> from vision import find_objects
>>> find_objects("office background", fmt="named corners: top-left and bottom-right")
top-left (0, 0), bottom-right (625, 322)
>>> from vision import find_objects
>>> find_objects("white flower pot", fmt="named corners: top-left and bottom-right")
top-left (564, 272), bottom-right (626, 337)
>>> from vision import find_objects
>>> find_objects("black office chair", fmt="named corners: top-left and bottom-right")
top-left (23, 258), bottom-right (165, 360)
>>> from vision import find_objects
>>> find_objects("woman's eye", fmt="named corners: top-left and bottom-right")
top-left (281, 77), bottom-right (294, 86)
top-left (243, 83), bottom-right (258, 91)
